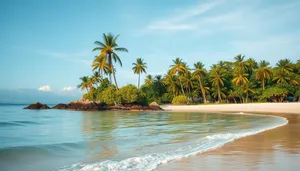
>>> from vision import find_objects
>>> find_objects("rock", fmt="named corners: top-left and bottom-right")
top-left (52, 103), bottom-right (69, 110)
top-left (149, 102), bottom-right (162, 110)
top-left (24, 102), bottom-right (50, 110)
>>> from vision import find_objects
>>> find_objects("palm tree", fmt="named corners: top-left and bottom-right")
top-left (193, 62), bottom-right (207, 103)
top-left (169, 58), bottom-right (188, 96)
top-left (132, 58), bottom-right (147, 89)
top-left (91, 71), bottom-right (103, 87)
top-left (255, 60), bottom-right (273, 90)
top-left (92, 56), bottom-right (110, 77)
top-left (243, 82), bottom-right (256, 103)
top-left (289, 73), bottom-right (300, 86)
top-left (145, 75), bottom-right (154, 85)
top-left (92, 33), bottom-right (128, 90)
top-left (163, 71), bottom-right (179, 96)
top-left (234, 54), bottom-right (249, 73)
top-left (232, 73), bottom-right (249, 86)
top-left (247, 58), bottom-right (257, 75)
top-left (77, 76), bottom-right (92, 93)
top-left (210, 67), bottom-right (225, 103)
top-left (182, 71), bottom-right (195, 94)
top-left (273, 69), bottom-right (290, 84)
top-left (276, 59), bottom-right (293, 74)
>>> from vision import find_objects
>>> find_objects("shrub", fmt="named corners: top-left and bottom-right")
top-left (172, 95), bottom-right (188, 105)
top-left (119, 85), bottom-right (139, 104)
top-left (161, 93), bottom-right (173, 104)
top-left (99, 86), bottom-right (121, 105)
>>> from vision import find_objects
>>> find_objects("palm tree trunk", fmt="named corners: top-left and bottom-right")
top-left (109, 54), bottom-right (119, 90)
top-left (138, 73), bottom-right (140, 89)
top-left (246, 92), bottom-right (248, 103)
top-left (199, 79), bottom-right (207, 104)
top-left (262, 78), bottom-right (265, 90)
top-left (233, 97), bottom-right (237, 103)
top-left (217, 84), bottom-right (221, 103)
top-left (179, 76), bottom-right (186, 97)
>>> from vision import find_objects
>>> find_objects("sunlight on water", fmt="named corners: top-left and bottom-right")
top-left (0, 105), bottom-right (287, 171)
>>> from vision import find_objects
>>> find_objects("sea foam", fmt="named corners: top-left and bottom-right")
top-left (59, 115), bottom-right (288, 171)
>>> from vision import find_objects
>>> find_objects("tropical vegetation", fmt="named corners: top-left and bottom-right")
top-left (78, 33), bottom-right (300, 105)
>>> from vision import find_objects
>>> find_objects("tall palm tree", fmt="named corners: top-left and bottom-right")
top-left (169, 58), bottom-right (188, 96)
top-left (193, 62), bottom-right (207, 103)
top-left (92, 33), bottom-right (128, 90)
top-left (77, 76), bottom-right (92, 93)
top-left (132, 58), bottom-right (147, 89)
top-left (182, 71), bottom-right (195, 94)
top-left (289, 73), bottom-right (300, 86)
top-left (145, 75), bottom-right (154, 85)
top-left (255, 60), bottom-right (273, 90)
top-left (247, 58), bottom-right (257, 75)
top-left (210, 67), bottom-right (225, 103)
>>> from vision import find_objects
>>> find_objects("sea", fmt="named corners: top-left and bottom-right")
top-left (0, 104), bottom-right (288, 171)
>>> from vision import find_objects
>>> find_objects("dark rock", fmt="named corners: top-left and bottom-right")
top-left (24, 102), bottom-right (50, 110)
top-left (148, 102), bottom-right (163, 110)
top-left (52, 103), bottom-right (69, 109)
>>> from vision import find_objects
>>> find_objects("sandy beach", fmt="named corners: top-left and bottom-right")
top-left (158, 103), bottom-right (300, 171)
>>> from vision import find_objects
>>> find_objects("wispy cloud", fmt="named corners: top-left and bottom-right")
top-left (145, 0), bottom-right (222, 31)
top-left (38, 85), bottom-right (51, 91)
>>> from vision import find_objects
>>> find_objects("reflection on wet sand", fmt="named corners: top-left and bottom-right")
top-left (157, 113), bottom-right (300, 171)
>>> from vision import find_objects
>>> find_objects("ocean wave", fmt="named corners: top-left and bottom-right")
top-left (0, 121), bottom-right (40, 127)
top-left (59, 115), bottom-right (288, 171)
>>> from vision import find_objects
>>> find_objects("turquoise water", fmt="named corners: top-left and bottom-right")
top-left (0, 105), bottom-right (287, 171)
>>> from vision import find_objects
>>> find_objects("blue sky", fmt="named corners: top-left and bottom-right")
top-left (0, 0), bottom-right (299, 94)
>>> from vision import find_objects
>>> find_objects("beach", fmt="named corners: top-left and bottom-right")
top-left (158, 103), bottom-right (300, 171)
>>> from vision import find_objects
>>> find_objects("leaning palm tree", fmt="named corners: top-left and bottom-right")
top-left (92, 56), bottom-right (110, 77)
top-left (92, 33), bottom-right (128, 90)
top-left (77, 76), bottom-right (91, 93)
top-left (169, 58), bottom-right (188, 96)
top-left (132, 58), bottom-right (147, 89)
top-left (255, 60), bottom-right (273, 90)
top-left (193, 62), bottom-right (207, 103)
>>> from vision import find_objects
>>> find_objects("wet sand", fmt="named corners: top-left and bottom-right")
top-left (157, 112), bottom-right (300, 171)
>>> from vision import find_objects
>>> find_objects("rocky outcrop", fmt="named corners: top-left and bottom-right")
top-left (24, 102), bottom-right (50, 110)
top-left (51, 103), bottom-right (69, 109)
top-left (25, 99), bottom-right (163, 111)
top-left (148, 102), bottom-right (163, 110)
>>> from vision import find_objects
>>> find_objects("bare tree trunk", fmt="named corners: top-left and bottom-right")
top-left (233, 97), bottom-right (237, 103)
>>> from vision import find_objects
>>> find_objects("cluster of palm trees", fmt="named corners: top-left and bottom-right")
top-left (143, 56), bottom-right (300, 103)
top-left (77, 33), bottom-right (300, 104)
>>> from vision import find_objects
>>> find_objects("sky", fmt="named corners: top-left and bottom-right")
top-left (0, 0), bottom-right (300, 96)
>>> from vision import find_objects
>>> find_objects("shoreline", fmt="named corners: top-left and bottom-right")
top-left (161, 102), bottom-right (300, 114)
top-left (158, 103), bottom-right (300, 171)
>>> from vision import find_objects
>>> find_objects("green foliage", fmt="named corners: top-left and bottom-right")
top-left (161, 93), bottom-right (173, 103)
top-left (172, 95), bottom-right (188, 105)
top-left (260, 86), bottom-right (288, 102)
top-left (99, 86), bottom-right (121, 105)
top-left (119, 84), bottom-right (140, 104)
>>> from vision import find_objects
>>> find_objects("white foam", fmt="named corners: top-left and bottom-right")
top-left (59, 115), bottom-right (288, 171)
